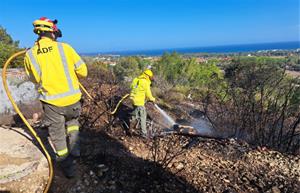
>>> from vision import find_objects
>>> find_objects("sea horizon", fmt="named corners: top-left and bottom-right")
top-left (82, 41), bottom-right (300, 56)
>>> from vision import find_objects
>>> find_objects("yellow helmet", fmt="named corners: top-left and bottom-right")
top-left (143, 69), bottom-right (153, 78)
top-left (33, 17), bottom-right (56, 34)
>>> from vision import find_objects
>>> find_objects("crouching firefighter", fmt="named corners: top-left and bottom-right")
top-left (129, 69), bottom-right (156, 138)
top-left (24, 17), bottom-right (88, 178)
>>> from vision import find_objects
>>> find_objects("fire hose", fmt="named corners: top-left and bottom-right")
top-left (78, 82), bottom-right (129, 115)
top-left (110, 94), bottom-right (129, 115)
top-left (2, 50), bottom-right (127, 192)
top-left (2, 50), bottom-right (128, 192)
top-left (2, 50), bottom-right (53, 193)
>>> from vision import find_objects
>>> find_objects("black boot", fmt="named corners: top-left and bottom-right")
top-left (61, 155), bottom-right (76, 178)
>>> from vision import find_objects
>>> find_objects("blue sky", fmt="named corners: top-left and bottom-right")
top-left (1, 0), bottom-right (299, 53)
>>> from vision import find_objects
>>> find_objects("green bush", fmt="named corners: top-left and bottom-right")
top-left (0, 26), bottom-right (22, 68)
top-left (208, 56), bottom-right (300, 153)
top-left (113, 57), bottom-right (144, 82)
top-left (152, 52), bottom-right (224, 100)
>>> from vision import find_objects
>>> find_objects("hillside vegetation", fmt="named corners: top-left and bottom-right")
top-left (1, 27), bottom-right (299, 193)
top-left (101, 52), bottom-right (300, 154)
top-left (1, 26), bottom-right (299, 154)
top-left (0, 26), bottom-right (22, 67)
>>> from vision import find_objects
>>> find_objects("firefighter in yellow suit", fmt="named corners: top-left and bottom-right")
top-left (24, 17), bottom-right (87, 178)
top-left (130, 69), bottom-right (155, 138)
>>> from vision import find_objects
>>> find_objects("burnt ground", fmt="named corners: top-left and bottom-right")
top-left (48, 125), bottom-right (300, 193)
top-left (2, 70), bottom-right (299, 193)
top-left (48, 76), bottom-right (299, 193)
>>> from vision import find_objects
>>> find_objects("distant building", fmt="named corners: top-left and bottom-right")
top-left (196, 57), bottom-right (207, 63)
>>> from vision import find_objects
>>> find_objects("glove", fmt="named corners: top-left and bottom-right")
top-left (150, 101), bottom-right (156, 105)
top-left (148, 100), bottom-right (155, 104)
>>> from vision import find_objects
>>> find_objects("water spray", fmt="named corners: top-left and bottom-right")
top-left (153, 103), bottom-right (226, 139)
top-left (153, 104), bottom-right (175, 126)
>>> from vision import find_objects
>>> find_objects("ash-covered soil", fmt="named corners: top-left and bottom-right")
top-left (3, 69), bottom-right (299, 193)
top-left (49, 71), bottom-right (299, 193)
top-left (49, 128), bottom-right (299, 193)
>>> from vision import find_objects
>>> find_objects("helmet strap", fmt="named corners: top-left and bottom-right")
top-left (54, 29), bottom-right (62, 39)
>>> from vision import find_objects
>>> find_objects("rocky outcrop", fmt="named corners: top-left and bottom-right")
top-left (0, 126), bottom-right (49, 193)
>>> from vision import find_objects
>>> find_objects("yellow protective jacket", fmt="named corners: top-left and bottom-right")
top-left (24, 37), bottom-right (88, 107)
top-left (130, 74), bottom-right (155, 106)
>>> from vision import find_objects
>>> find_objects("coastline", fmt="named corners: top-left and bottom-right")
top-left (82, 41), bottom-right (300, 56)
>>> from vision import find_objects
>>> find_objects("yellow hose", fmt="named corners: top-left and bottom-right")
top-left (78, 82), bottom-right (105, 110)
top-left (78, 82), bottom-right (129, 115)
top-left (2, 51), bottom-right (125, 192)
top-left (110, 94), bottom-right (129, 115)
top-left (79, 82), bottom-right (93, 100)
top-left (2, 50), bottom-right (53, 193)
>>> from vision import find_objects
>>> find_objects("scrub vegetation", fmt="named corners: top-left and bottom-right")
top-left (105, 53), bottom-right (300, 154)
top-left (0, 26), bottom-right (22, 68)
top-left (1, 27), bottom-right (299, 154)
top-left (1, 27), bottom-right (300, 192)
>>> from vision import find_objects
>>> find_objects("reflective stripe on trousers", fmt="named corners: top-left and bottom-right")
top-left (67, 124), bottom-right (80, 157)
top-left (67, 125), bottom-right (79, 133)
top-left (57, 148), bottom-right (68, 157)
top-left (43, 101), bottom-right (81, 160)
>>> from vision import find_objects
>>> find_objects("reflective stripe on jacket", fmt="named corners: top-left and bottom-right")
top-left (24, 37), bottom-right (88, 107)
top-left (130, 74), bottom-right (155, 106)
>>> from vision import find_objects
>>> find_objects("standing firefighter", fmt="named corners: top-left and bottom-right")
top-left (24, 17), bottom-right (87, 178)
top-left (130, 69), bottom-right (155, 138)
